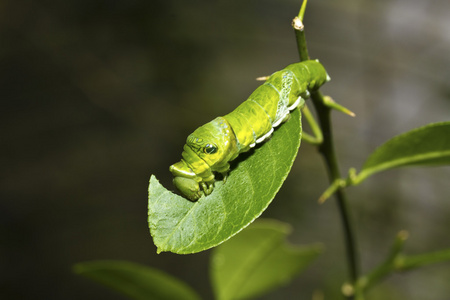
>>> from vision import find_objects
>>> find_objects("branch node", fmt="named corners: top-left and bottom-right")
top-left (341, 282), bottom-right (354, 297)
top-left (292, 16), bottom-right (304, 31)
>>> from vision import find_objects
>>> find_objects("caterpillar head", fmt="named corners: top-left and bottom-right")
top-left (183, 117), bottom-right (237, 169)
top-left (170, 117), bottom-right (237, 200)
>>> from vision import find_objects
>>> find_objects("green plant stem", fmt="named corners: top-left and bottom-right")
top-left (357, 231), bottom-right (408, 293)
top-left (311, 91), bottom-right (360, 290)
top-left (301, 104), bottom-right (323, 145)
top-left (294, 1), bottom-right (309, 61)
top-left (293, 20), bottom-right (309, 61)
top-left (298, 0), bottom-right (308, 20)
top-left (293, 3), bottom-right (360, 295)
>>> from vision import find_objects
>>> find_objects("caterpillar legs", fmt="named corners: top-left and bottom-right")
top-left (172, 176), bottom-right (214, 201)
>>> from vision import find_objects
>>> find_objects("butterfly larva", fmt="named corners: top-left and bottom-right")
top-left (170, 60), bottom-right (329, 201)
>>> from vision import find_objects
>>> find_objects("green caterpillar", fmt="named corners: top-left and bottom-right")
top-left (170, 60), bottom-right (329, 201)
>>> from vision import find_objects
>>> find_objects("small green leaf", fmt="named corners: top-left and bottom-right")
top-left (73, 260), bottom-right (200, 300)
top-left (210, 219), bottom-right (322, 300)
top-left (353, 122), bottom-right (450, 184)
top-left (148, 109), bottom-right (302, 254)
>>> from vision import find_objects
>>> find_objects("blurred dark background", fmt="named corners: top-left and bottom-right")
top-left (1, 0), bottom-right (449, 299)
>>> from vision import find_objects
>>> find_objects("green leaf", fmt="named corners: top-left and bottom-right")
top-left (148, 109), bottom-right (302, 254)
top-left (210, 219), bottom-right (322, 300)
top-left (73, 260), bottom-right (200, 300)
top-left (353, 122), bottom-right (450, 184)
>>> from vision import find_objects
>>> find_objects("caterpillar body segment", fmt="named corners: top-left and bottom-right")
top-left (170, 60), bottom-right (329, 201)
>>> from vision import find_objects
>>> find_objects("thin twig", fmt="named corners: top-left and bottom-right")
top-left (293, 1), bottom-right (360, 297)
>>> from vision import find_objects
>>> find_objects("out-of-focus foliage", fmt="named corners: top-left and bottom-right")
top-left (210, 219), bottom-right (322, 300)
top-left (74, 261), bottom-right (201, 300)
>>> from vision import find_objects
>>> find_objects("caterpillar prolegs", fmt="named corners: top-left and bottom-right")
top-left (170, 60), bottom-right (329, 201)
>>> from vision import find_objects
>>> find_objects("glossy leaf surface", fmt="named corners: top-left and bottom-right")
top-left (353, 122), bottom-right (450, 184)
top-left (210, 219), bottom-right (322, 300)
top-left (73, 260), bottom-right (200, 300)
top-left (148, 109), bottom-right (302, 254)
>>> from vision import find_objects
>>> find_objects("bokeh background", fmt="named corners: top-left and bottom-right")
top-left (1, 0), bottom-right (450, 299)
